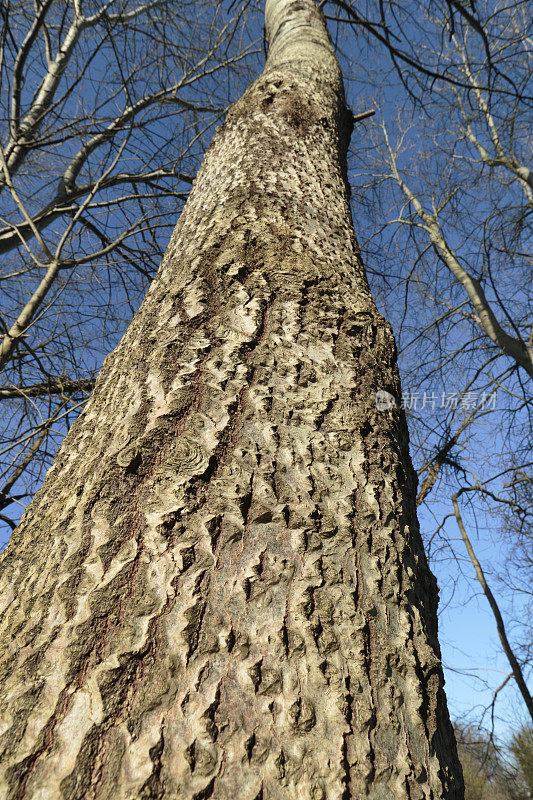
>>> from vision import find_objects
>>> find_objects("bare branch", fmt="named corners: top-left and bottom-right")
top-left (383, 126), bottom-right (533, 377)
top-left (0, 377), bottom-right (95, 399)
top-left (453, 492), bottom-right (533, 721)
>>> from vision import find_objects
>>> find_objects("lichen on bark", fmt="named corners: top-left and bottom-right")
top-left (0, 1), bottom-right (464, 798)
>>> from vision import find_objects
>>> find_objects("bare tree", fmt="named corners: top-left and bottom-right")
top-left (455, 722), bottom-right (529, 800)
top-left (0, 1), bottom-right (464, 796)
top-left (0, 0), bottom-right (529, 747)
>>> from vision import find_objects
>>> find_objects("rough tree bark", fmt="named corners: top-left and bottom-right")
top-left (0, 1), bottom-right (464, 798)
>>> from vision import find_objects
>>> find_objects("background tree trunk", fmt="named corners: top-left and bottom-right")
top-left (0, 1), bottom-right (464, 797)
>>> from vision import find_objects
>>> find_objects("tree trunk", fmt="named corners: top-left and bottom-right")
top-left (0, 1), bottom-right (464, 798)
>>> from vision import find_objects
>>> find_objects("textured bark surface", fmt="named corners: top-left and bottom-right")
top-left (0, 1), bottom-right (464, 798)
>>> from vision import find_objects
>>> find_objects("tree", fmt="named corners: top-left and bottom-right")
top-left (510, 725), bottom-right (533, 798)
top-left (455, 723), bottom-right (528, 800)
top-left (0, 0), bottom-right (464, 797)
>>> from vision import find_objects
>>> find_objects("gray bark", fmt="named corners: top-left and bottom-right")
top-left (0, 1), bottom-right (464, 797)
